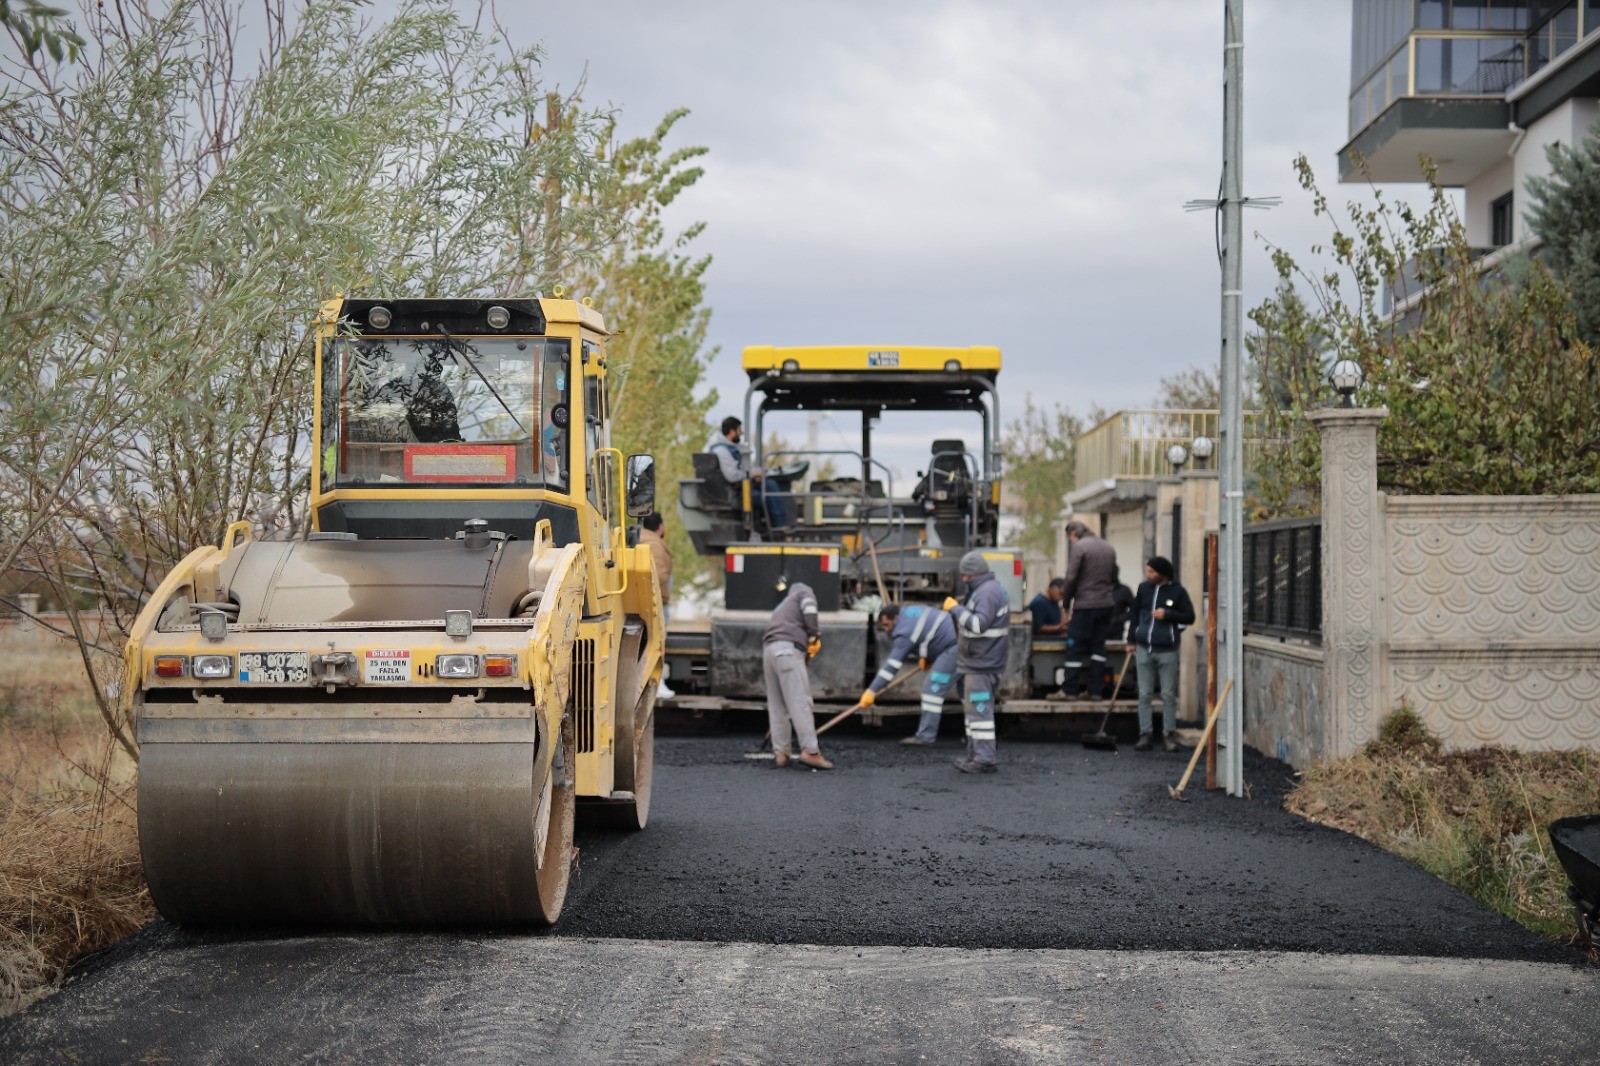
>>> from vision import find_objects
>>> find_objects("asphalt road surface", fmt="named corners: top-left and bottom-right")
top-left (2, 732), bottom-right (1594, 1064)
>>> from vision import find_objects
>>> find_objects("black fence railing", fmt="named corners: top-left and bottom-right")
top-left (1243, 515), bottom-right (1321, 643)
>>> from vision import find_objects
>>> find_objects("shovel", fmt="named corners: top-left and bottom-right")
top-left (1168, 679), bottom-right (1234, 801)
top-left (1080, 647), bottom-right (1135, 752)
top-left (743, 667), bottom-right (920, 759)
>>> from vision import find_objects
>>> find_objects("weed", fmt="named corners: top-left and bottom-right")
top-left (1288, 710), bottom-right (1600, 953)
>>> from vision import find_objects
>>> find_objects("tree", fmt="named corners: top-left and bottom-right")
top-left (1000, 398), bottom-right (1088, 564)
top-left (0, 0), bottom-right (83, 60)
top-left (1248, 154), bottom-right (1600, 517)
top-left (0, 0), bottom-right (716, 753)
top-left (1524, 116), bottom-right (1600, 348)
top-left (1151, 364), bottom-right (1221, 409)
top-left (1246, 281), bottom-right (1332, 516)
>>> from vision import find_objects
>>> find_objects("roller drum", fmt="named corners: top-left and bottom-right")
top-left (138, 718), bottom-right (551, 926)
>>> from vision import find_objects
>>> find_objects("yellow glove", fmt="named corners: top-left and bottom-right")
top-left (858, 689), bottom-right (875, 708)
top-left (806, 636), bottom-right (821, 659)
top-left (918, 658), bottom-right (928, 672)
top-left (942, 596), bottom-right (959, 611)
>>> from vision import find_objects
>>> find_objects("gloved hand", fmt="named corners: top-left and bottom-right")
top-left (942, 596), bottom-right (959, 611)
top-left (918, 658), bottom-right (928, 672)
top-left (806, 636), bottom-right (821, 659)
top-left (858, 689), bottom-right (875, 708)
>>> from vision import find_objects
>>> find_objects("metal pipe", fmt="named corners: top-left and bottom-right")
top-left (1218, 0), bottom-right (1246, 797)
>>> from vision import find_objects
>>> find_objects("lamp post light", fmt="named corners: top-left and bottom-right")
top-left (1329, 358), bottom-right (1365, 408)
top-left (1190, 435), bottom-right (1215, 471)
top-left (1166, 443), bottom-right (1189, 474)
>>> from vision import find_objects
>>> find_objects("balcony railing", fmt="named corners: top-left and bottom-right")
top-left (1073, 409), bottom-right (1268, 491)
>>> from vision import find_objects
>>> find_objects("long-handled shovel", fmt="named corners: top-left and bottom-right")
top-left (1168, 679), bottom-right (1234, 801)
top-left (743, 667), bottom-right (920, 759)
top-left (1080, 646), bottom-right (1135, 752)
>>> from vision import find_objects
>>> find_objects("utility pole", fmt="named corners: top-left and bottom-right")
top-left (1217, 0), bottom-right (1246, 797)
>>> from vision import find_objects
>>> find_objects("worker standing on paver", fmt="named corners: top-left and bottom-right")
top-left (858, 603), bottom-right (959, 747)
top-left (763, 582), bottom-right (833, 770)
top-left (944, 551), bottom-right (1010, 774)
top-left (1056, 521), bottom-right (1118, 701)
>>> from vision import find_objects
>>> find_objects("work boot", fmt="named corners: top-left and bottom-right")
top-left (773, 750), bottom-right (791, 768)
top-left (1134, 732), bottom-right (1153, 751)
top-left (954, 757), bottom-right (997, 774)
top-left (798, 750), bottom-right (834, 770)
top-left (899, 735), bottom-right (934, 746)
top-left (1163, 732), bottom-right (1179, 753)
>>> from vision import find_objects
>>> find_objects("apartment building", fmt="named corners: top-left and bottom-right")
top-left (1344, 0), bottom-right (1600, 247)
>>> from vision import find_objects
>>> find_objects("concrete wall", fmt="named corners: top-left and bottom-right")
top-left (1243, 636), bottom-right (1325, 766)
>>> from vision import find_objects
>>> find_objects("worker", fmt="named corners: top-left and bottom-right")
top-left (1132, 555), bottom-right (1196, 751)
top-left (762, 582), bottom-right (833, 770)
top-left (943, 551), bottom-right (1010, 774)
top-left (1056, 521), bottom-right (1118, 700)
top-left (857, 603), bottom-right (958, 747)
top-left (639, 512), bottom-right (675, 698)
top-left (1026, 577), bottom-right (1068, 635)
top-left (704, 415), bottom-right (789, 530)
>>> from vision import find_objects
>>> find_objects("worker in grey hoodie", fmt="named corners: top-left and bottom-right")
top-left (762, 582), bottom-right (833, 770)
top-left (943, 551), bottom-right (1010, 773)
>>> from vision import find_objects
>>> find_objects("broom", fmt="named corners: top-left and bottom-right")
top-left (1080, 646), bottom-right (1135, 752)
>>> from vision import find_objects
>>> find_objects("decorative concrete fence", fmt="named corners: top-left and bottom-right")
top-left (1245, 407), bottom-right (1600, 766)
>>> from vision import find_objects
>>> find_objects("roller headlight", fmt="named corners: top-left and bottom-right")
top-left (436, 654), bottom-right (480, 679)
top-left (192, 654), bottom-right (234, 680)
top-left (368, 305), bottom-right (392, 329)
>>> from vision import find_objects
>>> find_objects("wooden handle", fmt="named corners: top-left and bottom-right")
top-left (816, 667), bottom-right (920, 736)
top-left (1174, 679), bottom-right (1233, 797)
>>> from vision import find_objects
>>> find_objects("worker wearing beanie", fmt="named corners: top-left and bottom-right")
top-left (943, 551), bottom-right (1010, 773)
top-left (1131, 555), bottom-right (1197, 751)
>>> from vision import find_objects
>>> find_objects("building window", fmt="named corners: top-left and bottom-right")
top-left (1491, 192), bottom-right (1515, 246)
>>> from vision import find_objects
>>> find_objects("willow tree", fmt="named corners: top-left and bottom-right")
top-left (0, 0), bottom-right (714, 747)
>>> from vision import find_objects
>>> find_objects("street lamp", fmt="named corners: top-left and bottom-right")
top-left (1166, 443), bottom-right (1189, 473)
top-left (1190, 435), bottom-right (1214, 470)
top-left (1329, 358), bottom-right (1365, 408)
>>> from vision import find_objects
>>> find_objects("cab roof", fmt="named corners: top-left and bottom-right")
top-left (742, 345), bottom-right (1000, 379)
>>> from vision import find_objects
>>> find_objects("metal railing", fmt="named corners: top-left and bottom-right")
top-left (1242, 515), bottom-right (1321, 643)
top-left (1073, 409), bottom-right (1268, 490)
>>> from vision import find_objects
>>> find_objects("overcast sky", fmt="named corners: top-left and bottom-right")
top-left (495, 1), bottom-right (1424, 477)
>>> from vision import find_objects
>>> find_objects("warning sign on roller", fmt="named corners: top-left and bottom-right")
top-left (363, 649), bottom-right (412, 684)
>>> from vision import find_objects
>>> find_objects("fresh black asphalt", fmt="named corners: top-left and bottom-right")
top-left (1, 730), bottom-right (1586, 1064)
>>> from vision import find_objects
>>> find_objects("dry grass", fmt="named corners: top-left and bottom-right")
top-left (0, 636), bottom-right (151, 1017)
top-left (1288, 708), bottom-right (1600, 953)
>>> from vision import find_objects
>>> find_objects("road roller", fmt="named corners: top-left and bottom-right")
top-left (122, 296), bottom-right (663, 926)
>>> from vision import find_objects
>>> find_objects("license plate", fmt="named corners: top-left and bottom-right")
top-left (238, 651), bottom-right (311, 684)
top-left (867, 349), bottom-right (900, 368)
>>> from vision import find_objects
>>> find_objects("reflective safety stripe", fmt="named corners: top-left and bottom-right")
top-left (960, 612), bottom-right (985, 635)
top-left (1064, 660), bottom-right (1083, 668)
top-left (966, 724), bottom-right (997, 738)
top-left (908, 611), bottom-right (929, 643)
top-left (978, 627), bottom-right (1009, 638)
top-left (920, 697), bottom-right (944, 711)
top-left (873, 669), bottom-right (896, 685)
top-left (1089, 653), bottom-right (1107, 663)
top-left (801, 603), bottom-right (819, 615)
top-left (884, 658), bottom-right (903, 671)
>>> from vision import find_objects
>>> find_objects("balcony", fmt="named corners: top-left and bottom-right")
top-left (1072, 410), bottom-right (1268, 493)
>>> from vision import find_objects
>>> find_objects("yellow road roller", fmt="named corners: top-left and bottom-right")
top-left (123, 296), bottom-right (663, 926)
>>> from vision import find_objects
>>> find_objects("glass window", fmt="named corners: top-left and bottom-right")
top-left (1588, 0), bottom-right (1600, 35)
top-left (1452, 0), bottom-right (1489, 28)
top-left (1416, 37), bottom-right (1445, 91)
top-left (1389, 46), bottom-right (1411, 97)
top-left (1489, 1), bottom-right (1532, 28)
top-left (321, 336), bottom-right (570, 489)
top-left (1554, 4), bottom-right (1580, 53)
top-left (1491, 192), bottom-right (1515, 245)
top-left (1419, 0), bottom-right (1447, 29)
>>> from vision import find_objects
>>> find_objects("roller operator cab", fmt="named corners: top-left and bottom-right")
top-left (673, 345), bottom-right (1046, 705)
top-left (125, 296), bottom-right (665, 927)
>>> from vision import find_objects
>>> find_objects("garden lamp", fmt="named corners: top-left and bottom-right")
top-left (1329, 358), bottom-right (1365, 407)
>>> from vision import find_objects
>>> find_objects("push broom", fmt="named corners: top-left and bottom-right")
top-left (1079, 646), bottom-right (1135, 752)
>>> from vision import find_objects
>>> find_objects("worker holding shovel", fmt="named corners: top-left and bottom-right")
top-left (944, 551), bottom-right (1011, 774)
top-left (858, 603), bottom-right (959, 747)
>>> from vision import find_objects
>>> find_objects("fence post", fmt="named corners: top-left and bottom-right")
top-left (1306, 406), bottom-right (1388, 757)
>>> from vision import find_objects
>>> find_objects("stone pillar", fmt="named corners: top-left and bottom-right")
top-left (1307, 407), bottom-right (1388, 757)
top-left (17, 592), bottom-right (41, 634)
top-left (1178, 469), bottom-right (1218, 720)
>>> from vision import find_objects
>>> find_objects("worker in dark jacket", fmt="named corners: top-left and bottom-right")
top-left (1131, 556), bottom-right (1197, 751)
top-left (859, 603), bottom-right (959, 746)
top-left (944, 551), bottom-right (1010, 773)
top-left (763, 582), bottom-right (832, 769)
top-left (1056, 521), bottom-right (1118, 700)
